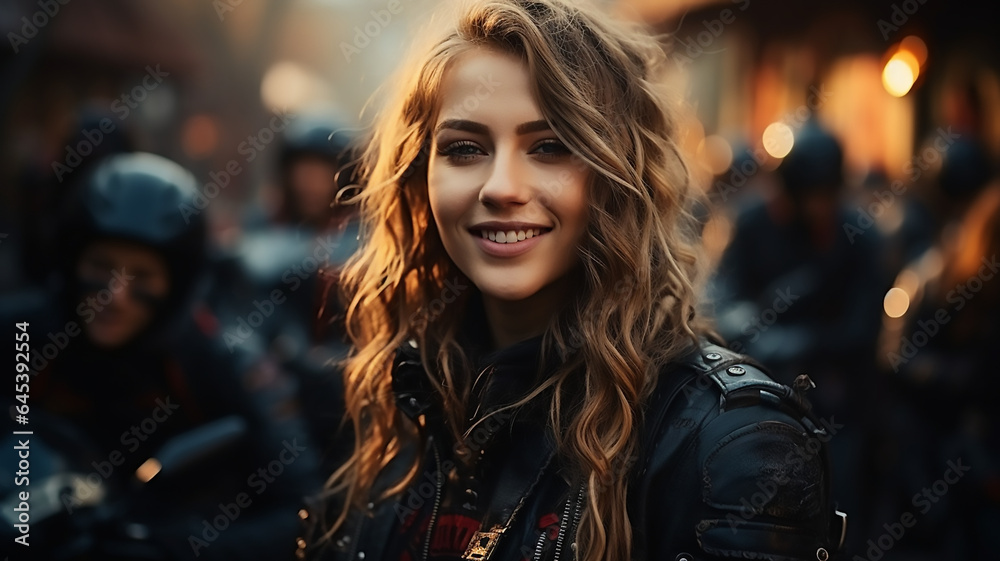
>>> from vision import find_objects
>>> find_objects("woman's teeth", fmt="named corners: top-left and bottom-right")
top-left (481, 229), bottom-right (544, 243)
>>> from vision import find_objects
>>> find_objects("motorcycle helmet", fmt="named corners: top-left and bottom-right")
top-left (59, 152), bottom-right (208, 341)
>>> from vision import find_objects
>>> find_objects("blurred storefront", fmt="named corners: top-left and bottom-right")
top-left (614, 0), bottom-right (1000, 195)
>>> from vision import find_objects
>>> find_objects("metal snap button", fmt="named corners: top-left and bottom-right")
top-left (704, 352), bottom-right (723, 361)
top-left (727, 366), bottom-right (746, 376)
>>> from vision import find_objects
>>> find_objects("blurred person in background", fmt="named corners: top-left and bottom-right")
top-left (930, 137), bottom-right (995, 231)
top-left (710, 120), bottom-right (888, 552)
top-left (875, 168), bottom-right (1000, 559)
top-left (215, 113), bottom-right (361, 479)
top-left (1, 152), bottom-right (318, 560)
top-left (271, 115), bottom-right (358, 236)
top-left (851, 168), bottom-right (936, 280)
top-left (711, 120), bottom-right (888, 376)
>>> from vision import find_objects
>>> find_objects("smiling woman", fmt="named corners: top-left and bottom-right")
top-left (306, 1), bottom-right (844, 560)
top-left (428, 48), bottom-right (590, 345)
top-left (75, 240), bottom-right (170, 348)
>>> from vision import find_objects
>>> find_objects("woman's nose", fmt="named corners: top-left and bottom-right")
top-left (479, 147), bottom-right (531, 207)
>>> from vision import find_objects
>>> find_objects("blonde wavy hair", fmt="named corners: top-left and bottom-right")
top-left (324, 1), bottom-right (709, 559)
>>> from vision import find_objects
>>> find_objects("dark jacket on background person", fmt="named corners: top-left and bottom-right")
top-left (0, 290), bottom-right (319, 561)
top-left (302, 302), bottom-right (845, 561)
top-left (1, 151), bottom-right (322, 560)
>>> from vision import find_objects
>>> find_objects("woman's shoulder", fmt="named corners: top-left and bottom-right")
top-left (644, 339), bottom-right (814, 431)
top-left (631, 340), bottom-right (844, 560)
top-left (638, 339), bottom-right (829, 481)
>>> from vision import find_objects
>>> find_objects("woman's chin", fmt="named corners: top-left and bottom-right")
top-left (475, 282), bottom-right (544, 304)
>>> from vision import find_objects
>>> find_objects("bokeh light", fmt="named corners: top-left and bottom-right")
top-left (883, 58), bottom-right (916, 97)
top-left (181, 114), bottom-right (221, 159)
top-left (135, 458), bottom-right (163, 483)
top-left (762, 122), bottom-right (794, 158)
top-left (697, 134), bottom-right (735, 175)
top-left (900, 35), bottom-right (928, 66)
top-left (261, 61), bottom-right (323, 113)
top-left (884, 287), bottom-right (911, 318)
top-left (882, 38), bottom-right (926, 98)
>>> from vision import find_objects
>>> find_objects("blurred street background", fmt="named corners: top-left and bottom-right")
top-left (2, 0), bottom-right (999, 559)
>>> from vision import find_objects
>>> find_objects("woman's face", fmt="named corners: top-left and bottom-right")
top-left (427, 48), bottom-right (590, 304)
top-left (75, 239), bottom-right (170, 348)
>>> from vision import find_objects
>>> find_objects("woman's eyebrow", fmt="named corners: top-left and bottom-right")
top-left (436, 119), bottom-right (489, 135)
top-left (514, 120), bottom-right (551, 134)
top-left (434, 119), bottom-right (552, 135)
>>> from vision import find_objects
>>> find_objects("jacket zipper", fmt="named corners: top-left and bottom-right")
top-left (531, 528), bottom-right (548, 561)
top-left (344, 511), bottom-right (364, 561)
top-left (553, 486), bottom-right (585, 561)
top-left (552, 492), bottom-right (574, 561)
top-left (422, 437), bottom-right (444, 561)
top-left (567, 487), bottom-right (584, 558)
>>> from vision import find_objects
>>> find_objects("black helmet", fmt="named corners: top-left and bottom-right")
top-left (60, 152), bottom-right (208, 322)
top-left (777, 121), bottom-right (844, 201)
top-left (277, 116), bottom-right (360, 224)
top-left (279, 116), bottom-right (353, 171)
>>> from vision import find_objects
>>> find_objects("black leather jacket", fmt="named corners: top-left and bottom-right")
top-left (305, 339), bottom-right (846, 561)
top-left (0, 289), bottom-right (319, 560)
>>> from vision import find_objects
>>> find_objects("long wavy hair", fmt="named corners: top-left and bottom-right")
top-left (324, 1), bottom-right (709, 559)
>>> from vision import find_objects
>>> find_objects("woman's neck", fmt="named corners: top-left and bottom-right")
top-left (480, 275), bottom-right (575, 351)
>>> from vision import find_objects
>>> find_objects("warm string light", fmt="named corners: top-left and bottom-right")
top-left (882, 36), bottom-right (927, 97)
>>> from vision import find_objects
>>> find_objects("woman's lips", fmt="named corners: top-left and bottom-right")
top-left (471, 228), bottom-right (550, 257)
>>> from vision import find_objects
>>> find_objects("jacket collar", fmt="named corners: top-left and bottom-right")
top-left (392, 340), bottom-right (436, 421)
top-left (390, 291), bottom-right (555, 425)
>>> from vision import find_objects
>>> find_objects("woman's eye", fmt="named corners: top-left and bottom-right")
top-left (437, 141), bottom-right (485, 163)
top-left (532, 139), bottom-right (572, 158)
